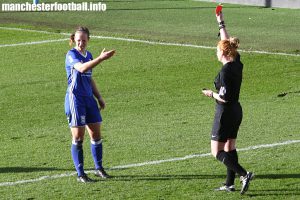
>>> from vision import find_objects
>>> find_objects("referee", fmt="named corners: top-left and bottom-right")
top-left (202, 11), bottom-right (254, 194)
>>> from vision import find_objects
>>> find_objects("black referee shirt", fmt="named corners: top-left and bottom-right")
top-left (214, 54), bottom-right (243, 104)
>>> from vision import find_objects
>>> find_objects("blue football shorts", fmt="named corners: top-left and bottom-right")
top-left (65, 93), bottom-right (102, 127)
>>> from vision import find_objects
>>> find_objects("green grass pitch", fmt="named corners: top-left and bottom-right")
top-left (0, 0), bottom-right (299, 199)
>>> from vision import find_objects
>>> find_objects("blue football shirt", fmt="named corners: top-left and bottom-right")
top-left (65, 48), bottom-right (93, 96)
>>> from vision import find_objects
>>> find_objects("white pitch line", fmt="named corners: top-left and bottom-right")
top-left (91, 35), bottom-right (216, 50)
top-left (0, 140), bottom-right (299, 187)
top-left (0, 38), bottom-right (69, 48)
top-left (90, 35), bottom-right (300, 57)
top-left (109, 139), bottom-right (300, 170)
top-left (0, 26), bottom-right (63, 35)
top-left (0, 172), bottom-right (77, 186)
top-left (0, 26), bottom-right (299, 57)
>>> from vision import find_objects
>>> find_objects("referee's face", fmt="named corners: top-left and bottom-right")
top-left (75, 32), bottom-right (89, 53)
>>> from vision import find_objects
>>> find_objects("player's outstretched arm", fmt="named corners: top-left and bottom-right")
top-left (74, 49), bottom-right (115, 73)
top-left (216, 12), bottom-right (229, 40)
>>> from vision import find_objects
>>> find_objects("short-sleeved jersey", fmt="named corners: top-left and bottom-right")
top-left (65, 48), bottom-right (93, 96)
top-left (214, 54), bottom-right (243, 104)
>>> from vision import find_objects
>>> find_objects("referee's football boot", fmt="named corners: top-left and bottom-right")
top-left (95, 168), bottom-right (110, 179)
top-left (215, 184), bottom-right (235, 192)
top-left (240, 172), bottom-right (254, 195)
top-left (77, 174), bottom-right (94, 183)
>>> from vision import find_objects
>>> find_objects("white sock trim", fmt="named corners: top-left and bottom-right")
top-left (91, 139), bottom-right (102, 145)
top-left (72, 140), bottom-right (83, 145)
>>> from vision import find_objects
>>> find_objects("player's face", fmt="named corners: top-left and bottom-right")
top-left (217, 46), bottom-right (223, 62)
top-left (74, 32), bottom-right (89, 52)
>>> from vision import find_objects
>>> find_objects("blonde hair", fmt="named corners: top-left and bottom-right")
top-left (69, 26), bottom-right (90, 47)
top-left (217, 37), bottom-right (240, 60)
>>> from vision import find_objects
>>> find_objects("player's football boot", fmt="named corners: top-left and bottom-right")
top-left (240, 172), bottom-right (254, 194)
top-left (77, 174), bottom-right (94, 183)
top-left (95, 168), bottom-right (110, 179)
top-left (215, 184), bottom-right (235, 192)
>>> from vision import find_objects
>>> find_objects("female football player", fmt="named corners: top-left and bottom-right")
top-left (65, 26), bottom-right (115, 183)
top-left (202, 11), bottom-right (254, 194)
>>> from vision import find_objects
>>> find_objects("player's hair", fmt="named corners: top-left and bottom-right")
top-left (217, 37), bottom-right (240, 60)
top-left (69, 26), bottom-right (90, 47)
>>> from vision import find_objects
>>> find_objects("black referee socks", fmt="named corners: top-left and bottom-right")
top-left (226, 149), bottom-right (238, 186)
top-left (216, 150), bottom-right (247, 177)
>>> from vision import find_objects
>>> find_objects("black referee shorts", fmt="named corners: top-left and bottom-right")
top-left (211, 102), bottom-right (243, 142)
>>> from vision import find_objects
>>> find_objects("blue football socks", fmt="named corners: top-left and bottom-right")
top-left (71, 140), bottom-right (84, 177)
top-left (91, 139), bottom-right (103, 170)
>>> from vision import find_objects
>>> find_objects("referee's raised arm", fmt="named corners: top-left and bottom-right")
top-left (216, 12), bottom-right (229, 40)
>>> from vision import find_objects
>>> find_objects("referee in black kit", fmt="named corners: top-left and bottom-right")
top-left (202, 9), bottom-right (254, 194)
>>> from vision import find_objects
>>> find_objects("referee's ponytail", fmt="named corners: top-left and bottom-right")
top-left (218, 37), bottom-right (240, 60)
top-left (229, 37), bottom-right (239, 50)
top-left (69, 26), bottom-right (90, 47)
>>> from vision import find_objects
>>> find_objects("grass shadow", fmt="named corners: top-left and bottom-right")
top-left (248, 189), bottom-right (300, 198)
top-left (254, 174), bottom-right (300, 179)
top-left (96, 173), bottom-right (300, 182)
top-left (0, 167), bottom-right (69, 173)
top-left (277, 90), bottom-right (300, 97)
top-left (96, 174), bottom-right (226, 182)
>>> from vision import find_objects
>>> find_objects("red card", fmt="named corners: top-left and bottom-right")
top-left (215, 5), bottom-right (223, 15)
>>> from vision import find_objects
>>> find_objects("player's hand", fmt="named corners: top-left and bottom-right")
top-left (216, 12), bottom-right (224, 23)
top-left (202, 89), bottom-right (213, 97)
top-left (99, 48), bottom-right (115, 61)
top-left (98, 97), bottom-right (106, 110)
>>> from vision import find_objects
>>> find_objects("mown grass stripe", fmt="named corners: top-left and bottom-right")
top-left (1, 140), bottom-right (299, 187)
top-left (0, 27), bottom-right (299, 57)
